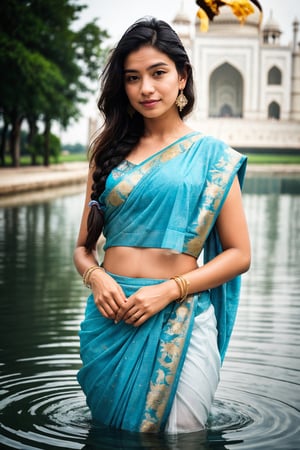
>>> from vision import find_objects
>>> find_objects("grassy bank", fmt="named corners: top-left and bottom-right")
top-left (246, 154), bottom-right (300, 164)
top-left (3, 152), bottom-right (300, 167)
top-left (3, 153), bottom-right (88, 166)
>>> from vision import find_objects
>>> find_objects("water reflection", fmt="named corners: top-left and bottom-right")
top-left (0, 177), bottom-right (299, 449)
top-left (243, 174), bottom-right (300, 195)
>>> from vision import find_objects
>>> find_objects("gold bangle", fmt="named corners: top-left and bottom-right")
top-left (170, 275), bottom-right (190, 304)
top-left (82, 265), bottom-right (98, 283)
top-left (82, 265), bottom-right (105, 288)
top-left (171, 276), bottom-right (184, 297)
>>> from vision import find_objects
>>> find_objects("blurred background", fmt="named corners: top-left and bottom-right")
top-left (0, 1), bottom-right (299, 449)
top-left (0, 0), bottom-right (299, 166)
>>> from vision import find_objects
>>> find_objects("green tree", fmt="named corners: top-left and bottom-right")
top-left (27, 132), bottom-right (62, 163)
top-left (0, 0), bottom-right (109, 167)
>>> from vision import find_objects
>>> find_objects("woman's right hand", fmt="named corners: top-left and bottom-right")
top-left (89, 270), bottom-right (127, 320)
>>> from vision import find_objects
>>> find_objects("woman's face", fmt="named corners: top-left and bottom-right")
top-left (124, 45), bottom-right (186, 119)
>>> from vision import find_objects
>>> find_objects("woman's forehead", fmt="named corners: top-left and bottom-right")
top-left (124, 46), bottom-right (174, 70)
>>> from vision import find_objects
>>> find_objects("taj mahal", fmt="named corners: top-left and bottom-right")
top-left (172, 3), bottom-right (300, 151)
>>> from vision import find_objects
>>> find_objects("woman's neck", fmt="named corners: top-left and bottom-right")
top-left (143, 115), bottom-right (192, 143)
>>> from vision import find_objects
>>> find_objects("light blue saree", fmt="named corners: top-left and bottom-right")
top-left (78, 131), bottom-right (247, 432)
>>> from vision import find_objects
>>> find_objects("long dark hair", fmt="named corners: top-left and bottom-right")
top-left (85, 17), bottom-right (195, 251)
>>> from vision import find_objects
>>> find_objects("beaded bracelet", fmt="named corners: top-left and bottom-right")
top-left (82, 265), bottom-right (105, 288)
top-left (170, 275), bottom-right (190, 304)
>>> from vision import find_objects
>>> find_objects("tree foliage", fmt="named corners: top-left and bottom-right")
top-left (0, 0), bottom-right (109, 166)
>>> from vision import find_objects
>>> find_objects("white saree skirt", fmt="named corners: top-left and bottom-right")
top-left (165, 304), bottom-right (221, 433)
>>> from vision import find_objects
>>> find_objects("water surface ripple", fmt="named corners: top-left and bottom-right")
top-left (0, 179), bottom-right (299, 449)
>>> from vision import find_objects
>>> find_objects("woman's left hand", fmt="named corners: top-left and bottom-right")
top-left (114, 280), bottom-right (178, 326)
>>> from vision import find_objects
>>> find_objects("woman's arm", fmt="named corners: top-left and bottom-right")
top-left (73, 166), bottom-right (127, 318)
top-left (182, 175), bottom-right (251, 292)
top-left (73, 167), bottom-right (99, 273)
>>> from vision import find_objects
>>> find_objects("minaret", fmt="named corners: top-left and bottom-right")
top-left (172, 1), bottom-right (192, 53)
top-left (290, 18), bottom-right (300, 121)
top-left (262, 11), bottom-right (282, 45)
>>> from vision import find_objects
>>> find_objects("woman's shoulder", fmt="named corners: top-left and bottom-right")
top-left (193, 130), bottom-right (230, 149)
top-left (194, 131), bottom-right (243, 156)
top-left (191, 131), bottom-right (247, 170)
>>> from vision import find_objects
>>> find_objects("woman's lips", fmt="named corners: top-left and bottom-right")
top-left (140, 99), bottom-right (160, 108)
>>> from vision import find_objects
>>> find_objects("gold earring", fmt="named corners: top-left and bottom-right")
top-left (175, 90), bottom-right (188, 111)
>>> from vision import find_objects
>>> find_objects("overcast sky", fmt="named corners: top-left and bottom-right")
top-left (59, 0), bottom-right (299, 145)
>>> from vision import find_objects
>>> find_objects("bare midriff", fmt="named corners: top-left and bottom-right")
top-left (103, 246), bottom-right (198, 278)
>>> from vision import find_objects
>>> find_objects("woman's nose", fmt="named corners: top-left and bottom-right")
top-left (140, 77), bottom-right (155, 95)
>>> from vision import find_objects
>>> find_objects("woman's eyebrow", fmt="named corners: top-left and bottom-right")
top-left (124, 62), bottom-right (169, 73)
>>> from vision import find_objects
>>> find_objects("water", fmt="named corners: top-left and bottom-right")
top-left (0, 175), bottom-right (299, 449)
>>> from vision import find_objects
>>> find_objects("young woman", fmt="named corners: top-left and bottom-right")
top-left (74, 17), bottom-right (251, 433)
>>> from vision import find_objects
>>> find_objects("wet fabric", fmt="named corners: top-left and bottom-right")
top-left (165, 304), bottom-right (220, 433)
top-left (78, 273), bottom-right (211, 432)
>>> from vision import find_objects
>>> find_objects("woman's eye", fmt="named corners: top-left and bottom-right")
top-left (125, 75), bottom-right (139, 82)
top-left (154, 70), bottom-right (166, 77)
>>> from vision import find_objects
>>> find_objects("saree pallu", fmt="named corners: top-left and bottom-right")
top-left (78, 132), bottom-right (247, 432)
top-left (100, 131), bottom-right (247, 361)
top-left (78, 273), bottom-right (211, 432)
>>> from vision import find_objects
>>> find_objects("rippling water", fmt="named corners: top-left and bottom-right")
top-left (0, 176), bottom-right (299, 449)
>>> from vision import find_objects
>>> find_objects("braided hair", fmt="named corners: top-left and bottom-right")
top-left (85, 17), bottom-right (195, 251)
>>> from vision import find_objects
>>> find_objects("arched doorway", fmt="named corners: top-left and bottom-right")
top-left (220, 104), bottom-right (233, 117)
top-left (268, 66), bottom-right (282, 85)
top-left (268, 101), bottom-right (280, 119)
top-left (209, 63), bottom-right (243, 118)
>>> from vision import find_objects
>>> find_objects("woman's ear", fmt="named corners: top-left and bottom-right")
top-left (179, 69), bottom-right (188, 90)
